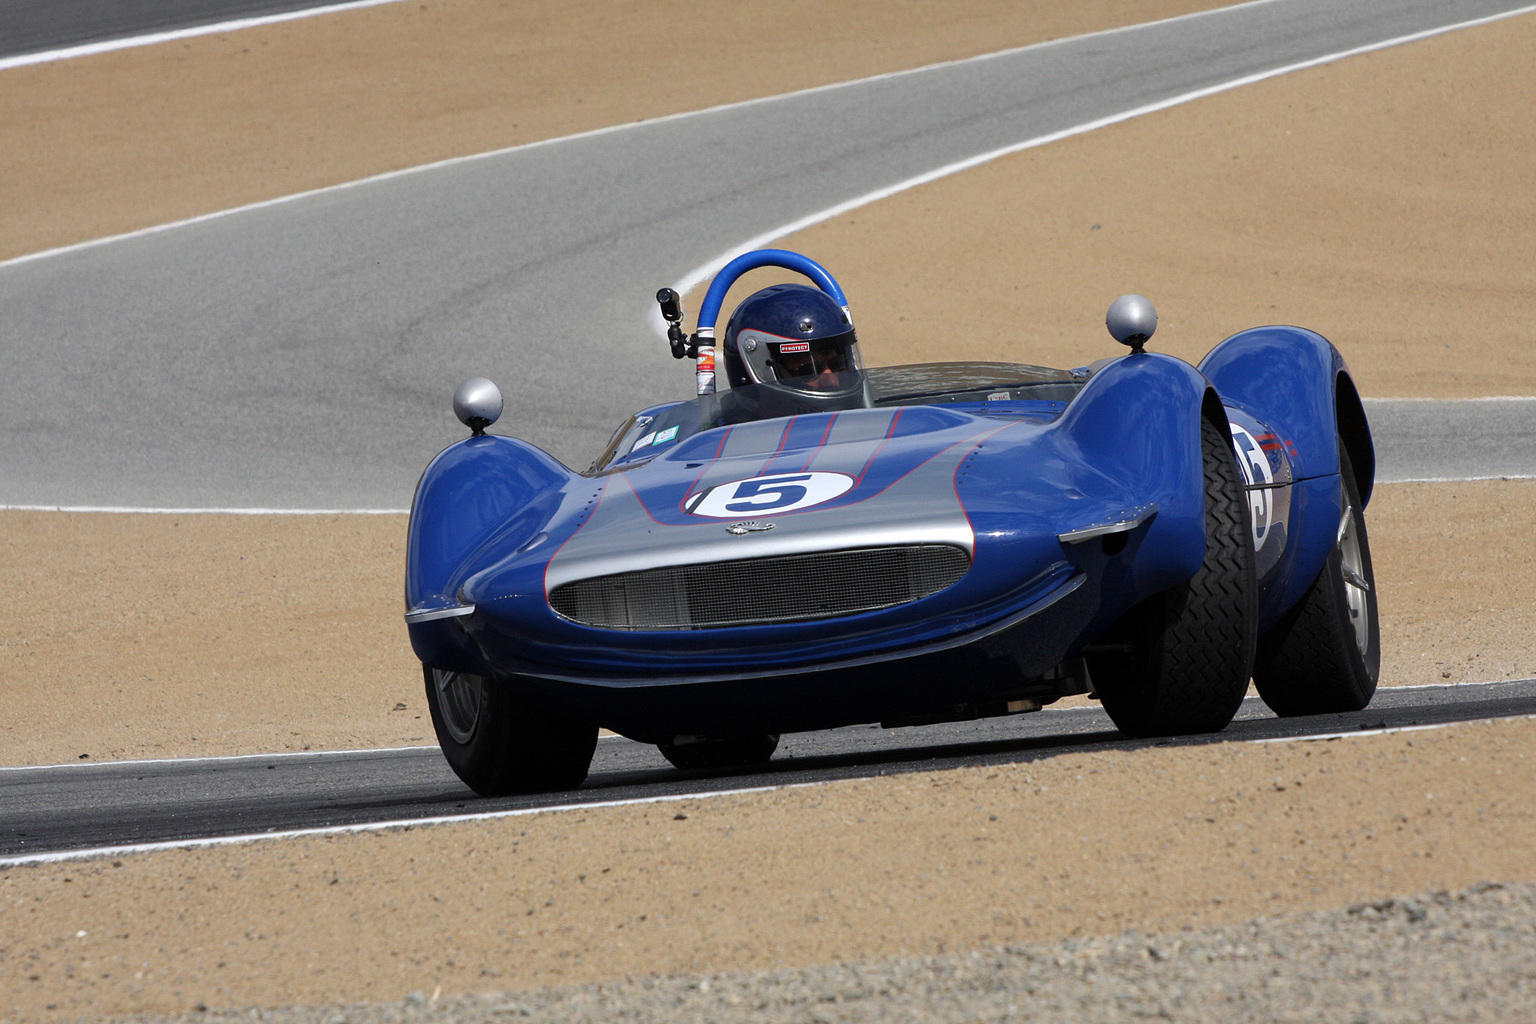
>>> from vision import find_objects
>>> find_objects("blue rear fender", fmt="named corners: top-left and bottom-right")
top-left (1198, 326), bottom-right (1374, 499)
top-left (961, 351), bottom-right (1216, 643)
top-left (1199, 326), bottom-right (1376, 624)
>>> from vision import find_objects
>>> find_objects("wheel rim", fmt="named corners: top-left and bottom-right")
top-left (433, 669), bottom-right (484, 744)
top-left (1338, 504), bottom-right (1372, 654)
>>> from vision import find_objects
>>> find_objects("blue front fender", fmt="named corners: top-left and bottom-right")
top-left (406, 435), bottom-right (573, 616)
top-left (961, 351), bottom-right (1217, 641)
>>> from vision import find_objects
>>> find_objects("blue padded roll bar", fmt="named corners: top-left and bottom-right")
top-left (695, 249), bottom-right (849, 332)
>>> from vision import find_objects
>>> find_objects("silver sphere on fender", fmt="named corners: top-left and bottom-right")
top-left (1106, 295), bottom-right (1158, 353)
top-left (453, 377), bottom-right (503, 435)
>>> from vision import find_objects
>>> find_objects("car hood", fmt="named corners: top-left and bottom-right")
top-left (540, 406), bottom-right (1003, 592)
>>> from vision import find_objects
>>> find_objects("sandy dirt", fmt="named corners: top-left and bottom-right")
top-left (0, 513), bottom-right (421, 765)
top-left (5, 716), bottom-right (1535, 1021)
top-left (3, 479), bottom-right (1532, 766)
top-left (693, 10), bottom-right (1536, 398)
top-left (0, 0), bottom-right (1234, 263)
top-left (1369, 481), bottom-right (1536, 688)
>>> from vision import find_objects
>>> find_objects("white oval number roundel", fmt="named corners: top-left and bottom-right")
top-left (684, 471), bottom-right (855, 518)
top-left (1228, 423), bottom-right (1274, 550)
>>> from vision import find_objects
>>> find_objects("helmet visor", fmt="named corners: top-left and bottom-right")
top-left (769, 337), bottom-right (860, 391)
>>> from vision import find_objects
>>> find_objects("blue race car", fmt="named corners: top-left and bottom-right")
top-left (406, 249), bottom-right (1378, 794)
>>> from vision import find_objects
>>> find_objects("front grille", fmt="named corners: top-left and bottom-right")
top-left (549, 545), bottom-right (970, 631)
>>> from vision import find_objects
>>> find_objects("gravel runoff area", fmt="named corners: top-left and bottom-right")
top-left (92, 882), bottom-right (1535, 1023)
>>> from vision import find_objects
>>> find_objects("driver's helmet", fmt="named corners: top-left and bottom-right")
top-left (722, 283), bottom-right (871, 411)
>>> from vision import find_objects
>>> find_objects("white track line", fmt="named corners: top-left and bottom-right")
top-left (0, 745), bottom-right (435, 774)
top-left (1364, 396), bottom-right (1536, 402)
top-left (0, 0), bottom-right (414, 72)
top-left (0, 504), bottom-right (407, 514)
top-left (4, 679), bottom-right (1527, 773)
top-left (1253, 714), bottom-right (1536, 744)
top-left (0, 733), bottom-right (630, 774)
top-left (0, 0), bottom-right (1282, 274)
top-left (1379, 475), bottom-right (1536, 484)
top-left (3, 0), bottom-right (1265, 73)
top-left (1367, 679), bottom-right (1536, 691)
top-left (7, 690), bottom-right (1533, 868)
top-left (7, 0), bottom-right (1528, 292)
top-left (0, 783), bottom-right (805, 869)
top-left (667, 2), bottom-right (1536, 300)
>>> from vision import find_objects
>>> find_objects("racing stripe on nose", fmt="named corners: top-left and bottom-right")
top-left (804, 408), bottom-right (898, 475)
top-left (760, 413), bottom-right (842, 473)
top-left (719, 418), bottom-right (789, 458)
top-left (791, 414), bottom-right (839, 472)
top-left (679, 419), bottom-right (797, 498)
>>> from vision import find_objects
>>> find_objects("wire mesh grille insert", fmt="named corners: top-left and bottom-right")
top-left (550, 545), bottom-right (971, 630)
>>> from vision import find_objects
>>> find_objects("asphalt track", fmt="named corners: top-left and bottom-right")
top-left (3, 0), bottom-right (1534, 510)
top-left (0, 0), bottom-right (396, 63)
top-left (4, 680), bottom-right (1533, 865)
top-left (1365, 398), bottom-right (1536, 482)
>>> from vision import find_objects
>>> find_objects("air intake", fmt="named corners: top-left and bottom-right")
top-left (549, 545), bottom-right (970, 631)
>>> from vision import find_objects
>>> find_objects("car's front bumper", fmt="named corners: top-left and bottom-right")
top-left (408, 563), bottom-right (1099, 737)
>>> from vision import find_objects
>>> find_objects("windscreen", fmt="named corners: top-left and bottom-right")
top-left (589, 362), bottom-right (1081, 473)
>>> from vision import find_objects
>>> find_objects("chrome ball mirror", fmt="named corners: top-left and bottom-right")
top-left (1106, 294), bottom-right (1157, 353)
top-left (453, 377), bottom-right (502, 436)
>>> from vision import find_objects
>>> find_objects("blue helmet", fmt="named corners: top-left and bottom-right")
top-left (722, 283), bottom-right (870, 411)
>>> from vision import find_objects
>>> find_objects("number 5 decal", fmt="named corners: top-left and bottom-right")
top-left (684, 471), bottom-right (855, 518)
top-left (724, 474), bottom-right (810, 512)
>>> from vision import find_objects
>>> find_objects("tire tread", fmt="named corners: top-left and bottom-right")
top-left (1253, 446), bottom-right (1379, 716)
top-left (1094, 412), bottom-right (1258, 737)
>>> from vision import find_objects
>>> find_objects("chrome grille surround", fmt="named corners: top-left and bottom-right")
top-left (549, 544), bottom-right (971, 631)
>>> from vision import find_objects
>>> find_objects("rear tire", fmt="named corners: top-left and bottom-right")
top-left (424, 667), bottom-right (598, 795)
top-left (1253, 446), bottom-right (1379, 715)
top-left (1089, 412), bottom-right (1258, 737)
top-left (658, 733), bottom-right (780, 771)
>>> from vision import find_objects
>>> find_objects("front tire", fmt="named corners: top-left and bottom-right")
top-left (1089, 411), bottom-right (1258, 737)
top-left (424, 667), bottom-right (598, 795)
top-left (1253, 446), bottom-right (1379, 715)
